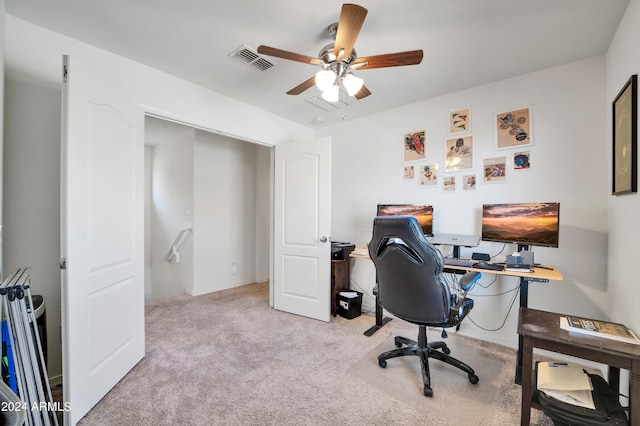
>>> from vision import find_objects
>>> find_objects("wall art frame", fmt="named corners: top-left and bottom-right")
top-left (496, 106), bottom-right (533, 150)
top-left (612, 74), bottom-right (637, 195)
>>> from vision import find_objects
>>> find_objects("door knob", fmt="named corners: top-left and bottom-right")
top-left (320, 236), bottom-right (328, 243)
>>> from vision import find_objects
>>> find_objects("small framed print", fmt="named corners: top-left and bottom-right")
top-left (403, 164), bottom-right (415, 180)
top-left (463, 174), bottom-right (477, 191)
top-left (483, 156), bottom-right (508, 183)
top-left (443, 176), bottom-right (456, 191)
top-left (513, 151), bottom-right (531, 170)
top-left (445, 136), bottom-right (473, 171)
top-left (403, 130), bottom-right (427, 162)
top-left (496, 107), bottom-right (532, 149)
top-left (449, 107), bottom-right (471, 135)
top-left (419, 163), bottom-right (438, 188)
top-left (612, 74), bottom-right (637, 195)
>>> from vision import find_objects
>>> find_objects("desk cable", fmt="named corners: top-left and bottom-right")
top-left (446, 270), bottom-right (521, 332)
top-left (467, 283), bottom-right (520, 332)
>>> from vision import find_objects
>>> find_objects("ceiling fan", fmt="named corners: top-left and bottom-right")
top-left (257, 3), bottom-right (423, 103)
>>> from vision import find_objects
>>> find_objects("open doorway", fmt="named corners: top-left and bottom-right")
top-left (144, 116), bottom-right (272, 302)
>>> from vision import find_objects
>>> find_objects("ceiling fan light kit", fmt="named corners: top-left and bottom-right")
top-left (257, 3), bottom-right (423, 103)
top-left (315, 69), bottom-right (337, 92)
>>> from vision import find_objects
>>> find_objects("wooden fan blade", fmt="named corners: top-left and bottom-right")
top-left (352, 50), bottom-right (424, 70)
top-left (333, 4), bottom-right (368, 61)
top-left (354, 85), bottom-right (371, 100)
top-left (257, 45), bottom-right (323, 65)
top-left (286, 76), bottom-right (316, 95)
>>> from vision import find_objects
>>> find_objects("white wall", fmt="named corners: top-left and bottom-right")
top-left (147, 125), bottom-right (195, 302)
top-left (4, 15), bottom-right (313, 146)
top-left (3, 77), bottom-right (62, 383)
top-left (192, 131), bottom-right (270, 295)
top-left (606, 0), bottom-right (640, 333)
top-left (318, 56), bottom-right (609, 348)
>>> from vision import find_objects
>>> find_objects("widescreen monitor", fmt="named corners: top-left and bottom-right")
top-left (376, 204), bottom-right (434, 236)
top-left (481, 202), bottom-right (560, 250)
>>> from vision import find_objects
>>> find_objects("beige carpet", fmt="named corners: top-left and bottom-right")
top-left (78, 282), bottom-right (553, 425)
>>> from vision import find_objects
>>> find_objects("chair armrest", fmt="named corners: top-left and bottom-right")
top-left (460, 271), bottom-right (481, 291)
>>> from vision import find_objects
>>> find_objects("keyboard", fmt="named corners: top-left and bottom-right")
top-left (473, 262), bottom-right (505, 271)
top-left (443, 258), bottom-right (475, 267)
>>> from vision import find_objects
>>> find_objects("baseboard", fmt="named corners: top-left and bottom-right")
top-left (48, 373), bottom-right (63, 387)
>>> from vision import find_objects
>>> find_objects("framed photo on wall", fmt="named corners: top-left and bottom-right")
top-left (483, 156), bottom-right (508, 183)
top-left (612, 74), bottom-right (637, 195)
top-left (496, 107), bottom-right (532, 149)
top-left (444, 136), bottom-right (473, 171)
top-left (449, 107), bottom-right (471, 135)
top-left (443, 176), bottom-right (456, 191)
top-left (403, 130), bottom-right (427, 162)
top-left (513, 151), bottom-right (531, 170)
top-left (463, 174), bottom-right (477, 191)
top-left (419, 163), bottom-right (438, 187)
top-left (403, 164), bottom-right (415, 180)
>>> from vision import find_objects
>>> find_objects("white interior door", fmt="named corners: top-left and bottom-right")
top-left (61, 55), bottom-right (145, 425)
top-left (273, 137), bottom-right (331, 322)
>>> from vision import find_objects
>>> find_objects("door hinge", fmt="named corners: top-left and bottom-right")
top-left (59, 258), bottom-right (67, 270)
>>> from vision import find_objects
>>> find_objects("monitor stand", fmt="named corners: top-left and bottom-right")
top-left (430, 233), bottom-right (480, 258)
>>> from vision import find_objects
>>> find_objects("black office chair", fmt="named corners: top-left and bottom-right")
top-left (368, 216), bottom-right (481, 397)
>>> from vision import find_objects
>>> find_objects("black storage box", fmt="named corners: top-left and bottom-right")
top-left (337, 291), bottom-right (363, 319)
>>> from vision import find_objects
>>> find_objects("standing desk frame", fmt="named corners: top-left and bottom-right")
top-left (351, 249), bottom-right (563, 383)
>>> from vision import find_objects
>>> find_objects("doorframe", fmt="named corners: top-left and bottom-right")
top-left (142, 111), bottom-right (276, 306)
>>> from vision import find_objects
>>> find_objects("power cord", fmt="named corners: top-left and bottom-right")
top-left (466, 283), bottom-right (520, 332)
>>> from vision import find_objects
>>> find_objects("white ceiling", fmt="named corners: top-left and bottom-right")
top-left (5, 0), bottom-right (630, 128)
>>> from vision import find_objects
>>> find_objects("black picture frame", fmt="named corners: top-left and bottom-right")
top-left (612, 74), bottom-right (637, 195)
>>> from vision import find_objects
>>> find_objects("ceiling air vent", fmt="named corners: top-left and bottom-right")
top-left (229, 45), bottom-right (275, 71)
top-left (306, 89), bottom-right (359, 112)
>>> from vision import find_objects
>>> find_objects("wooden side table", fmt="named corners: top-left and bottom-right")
top-left (518, 307), bottom-right (640, 425)
top-left (331, 258), bottom-right (350, 317)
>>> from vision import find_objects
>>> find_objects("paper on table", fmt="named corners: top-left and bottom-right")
top-left (339, 291), bottom-right (359, 298)
top-left (537, 362), bottom-right (593, 391)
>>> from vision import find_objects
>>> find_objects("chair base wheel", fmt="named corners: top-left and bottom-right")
top-left (442, 347), bottom-right (451, 355)
top-left (378, 359), bottom-right (387, 368)
top-left (423, 386), bottom-right (433, 397)
top-left (468, 374), bottom-right (479, 384)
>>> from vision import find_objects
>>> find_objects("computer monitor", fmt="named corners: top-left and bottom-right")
top-left (481, 202), bottom-right (560, 251)
top-left (376, 204), bottom-right (434, 236)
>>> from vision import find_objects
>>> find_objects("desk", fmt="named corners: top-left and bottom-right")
top-left (446, 264), bottom-right (563, 384)
top-left (518, 308), bottom-right (640, 426)
top-left (350, 248), bottom-right (563, 382)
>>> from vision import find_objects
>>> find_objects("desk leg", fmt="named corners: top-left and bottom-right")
top-left (520, 335), bottom-right (534, 426)
top-left (515, 277), bottom-right (529, 385)
top-left (630, 359), bottom-right (640, 426)
top-left (363, 295), bottom-right (392, 337)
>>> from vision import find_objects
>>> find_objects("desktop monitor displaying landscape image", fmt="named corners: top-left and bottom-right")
top-left (376, 204), bottom-right (434, 236)
top-left (481, 202), bottom-right (560, 249)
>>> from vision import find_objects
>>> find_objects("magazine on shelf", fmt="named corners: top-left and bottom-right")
top-left (560, 316), bottom-right (640, 345)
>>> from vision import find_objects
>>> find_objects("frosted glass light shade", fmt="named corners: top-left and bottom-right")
top-left (321, 84), bottom-right (339, 103)
top-left (315, 69), bottom-right (337, 92)
top-left (343, 73), bottom-right (364, 96)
